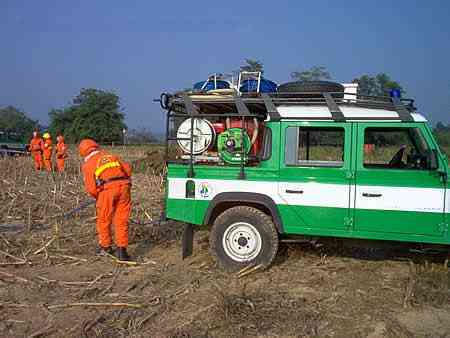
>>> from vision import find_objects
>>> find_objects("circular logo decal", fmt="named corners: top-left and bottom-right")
top-left (199, 182), bottom-right (213, 198)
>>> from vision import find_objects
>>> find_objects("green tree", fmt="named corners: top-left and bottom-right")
top-left (290, 66), bottom-right (331, 82)
top-left (49, 88), bottom-right (126, 144)
top-left (0, 106), bottom-right (39, 142)
top-left (240, 59), bottom-right (264, 74)
top-left (352, 73), bottom-right (404, 96)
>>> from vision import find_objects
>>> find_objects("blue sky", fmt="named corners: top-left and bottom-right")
top-left (1, 0), bottom-right (449, 132)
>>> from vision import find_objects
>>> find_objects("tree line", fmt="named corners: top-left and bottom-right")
top-left (0, 59), bottom-right (448, 145)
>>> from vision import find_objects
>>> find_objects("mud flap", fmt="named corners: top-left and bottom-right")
top-left (182, 223), bottom-right (194, 259)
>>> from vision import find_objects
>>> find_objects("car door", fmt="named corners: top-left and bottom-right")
top-left (278, 121), bottom-right (353, 232)
top-left (353, 123), bottom-right (445, 237)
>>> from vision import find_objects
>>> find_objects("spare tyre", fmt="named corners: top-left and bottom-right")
top-left (277, 80), bottom-right (344, 98)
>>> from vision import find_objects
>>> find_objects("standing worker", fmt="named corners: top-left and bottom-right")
top-left (29, 131), bottom-right (44, 170)
top-left (42, 132), bottom-right (53, 172)
top-left (79, 139), bottom-right (132, 261)
top-left (55, 134), bottom-right (67, 172)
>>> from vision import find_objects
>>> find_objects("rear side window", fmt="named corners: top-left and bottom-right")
top-left (363, 127), bottom-right (433, 170)
top-left (285, 126), bottom-right (345, 167)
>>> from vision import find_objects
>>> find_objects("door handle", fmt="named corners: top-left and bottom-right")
top-left (362, 193), bottom-right (382, 198)
top-left (286, 189), bottom-right (304, 194)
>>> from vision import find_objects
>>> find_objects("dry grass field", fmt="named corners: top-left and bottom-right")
top-left (0, 146), bottom-right (449, 337)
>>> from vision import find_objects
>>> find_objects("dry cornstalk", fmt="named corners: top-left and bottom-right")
top-left (33, 237), bottom-right (56, 255)
top-left (0, 270), bottom-right (32, 283)
top-left (236, 263), bottom-right (256, 277)
top-left (47, 302), bottom-right (143, 310)
top-left (37, 276), bottom-right (95, 286)
top-left (0, 249), bottom-right (27, 263)
top-left (237, 264), bottom-right (263, 278)
top-left (0, 261), bottom-right (28, 266)
top-left (28, 324), bottom-right (54, 338)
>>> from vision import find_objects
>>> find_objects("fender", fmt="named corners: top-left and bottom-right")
top-left (203, 192), bottom-right (284, 233)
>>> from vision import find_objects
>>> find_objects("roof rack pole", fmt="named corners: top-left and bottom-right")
top-left (182, 93), bottom-right (196, 178)
top-left (239, 115), bottom-right (246, 180)
top-left (233, 94), bottom-right (251, 115)
top-left (391, 96), bottom-right (414, 122)
top-left (161, 108), bottom-right (171, 222)
top-left (261, 93), bottom-right (281, 121)
top-left (323, 92), bottom-right (345, 122)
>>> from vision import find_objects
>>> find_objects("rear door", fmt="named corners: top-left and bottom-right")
top-left (353, 123), bottom-right (445, 237)
top-left (278, 121), bottom-right (353, 232)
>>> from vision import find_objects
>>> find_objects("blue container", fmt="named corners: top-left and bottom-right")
top-left (240, 78), bottom-right (277, 93)
top-left (389, 88), bottom-right (402, 98)
top-left (193, 80), bottom-right (230, 91)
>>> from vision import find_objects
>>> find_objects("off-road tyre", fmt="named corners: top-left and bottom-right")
top-left (277, 80), bottom-right (345, 98)
top-left (210, 206), bottom-right (279, 272)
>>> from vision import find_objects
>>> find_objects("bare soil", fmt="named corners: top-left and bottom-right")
top-left (0, 148), bottom-right (449, 338)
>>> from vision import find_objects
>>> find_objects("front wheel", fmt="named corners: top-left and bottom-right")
top-left (210, 206), bottom-right (279, 272)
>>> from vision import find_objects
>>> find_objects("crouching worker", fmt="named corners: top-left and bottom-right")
top-left (79, 139), bottom-right (132, 261)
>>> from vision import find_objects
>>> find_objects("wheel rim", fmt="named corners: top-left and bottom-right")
top-left (222, 222), bottom-right (262, 262)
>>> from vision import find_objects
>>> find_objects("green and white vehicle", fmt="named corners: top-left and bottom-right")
top-left (159, 81), bottom-right (449, 271)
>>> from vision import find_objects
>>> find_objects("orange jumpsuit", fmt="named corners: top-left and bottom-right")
top-left (82, 150), bottom-right (132, 248)
top-left (29, 137), bottom-right (44, 170)
top-left (56, 137), bottom-right (67, 172)
top-left (42, 139), bottom-right (53, 171)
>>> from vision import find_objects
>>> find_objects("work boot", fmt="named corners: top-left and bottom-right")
top-left (96, 246), bottom-right (113, 256)
top-left (116, 247), bottom-right (130, 261)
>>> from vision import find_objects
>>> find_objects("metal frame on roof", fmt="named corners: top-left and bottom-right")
top-left (163, 90), bottom-right (417, 123)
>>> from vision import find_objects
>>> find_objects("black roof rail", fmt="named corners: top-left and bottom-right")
top-left (165, 90), bottom-right (418, 122)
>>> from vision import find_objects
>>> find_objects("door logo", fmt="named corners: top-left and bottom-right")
top-left (199, 182), bottom-right (213, 198)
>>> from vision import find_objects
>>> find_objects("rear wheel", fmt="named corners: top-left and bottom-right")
top-left (210, 206), bottom-right (279, 272)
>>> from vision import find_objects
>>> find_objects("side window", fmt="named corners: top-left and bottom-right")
top-left (363, 127), bottom-right (433, 170)
top-left (285, 126), bottom-right (345, 167)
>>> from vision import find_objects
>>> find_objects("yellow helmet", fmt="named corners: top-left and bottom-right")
top-left (42, 132), bottom-right (51, 139)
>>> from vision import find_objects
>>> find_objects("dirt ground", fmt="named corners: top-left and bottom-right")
top-left (0, 147), bottom-right (449, 338)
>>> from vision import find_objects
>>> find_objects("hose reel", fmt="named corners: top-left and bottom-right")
top-left (217, 128), bottom-right (252, 164)
top-left (176, 118), bottom-right (215, 155)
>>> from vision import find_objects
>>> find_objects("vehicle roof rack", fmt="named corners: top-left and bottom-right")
top-left (164, 90), bottom-right (417, 122)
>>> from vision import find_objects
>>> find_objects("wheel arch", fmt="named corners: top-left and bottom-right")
top-left (203, 192), bottom-right (284, 233)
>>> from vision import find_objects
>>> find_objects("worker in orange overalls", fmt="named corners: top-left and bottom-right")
top-left (55, 134), bottom-right (67, 172)
top-left (79, 139), bottom-right (132, 260)
top-left (42, 132), bottom-right (53, 171)
top-left (29, 131), bottom-right (44, 170)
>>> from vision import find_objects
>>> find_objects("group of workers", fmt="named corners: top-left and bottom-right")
top-left (29, 131), bottom-right (67, 172)
top-left (28, 133), bottom-right (133, 261)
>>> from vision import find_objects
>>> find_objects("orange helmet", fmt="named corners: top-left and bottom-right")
top-left (78, 139), bottom-right (99, 157)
